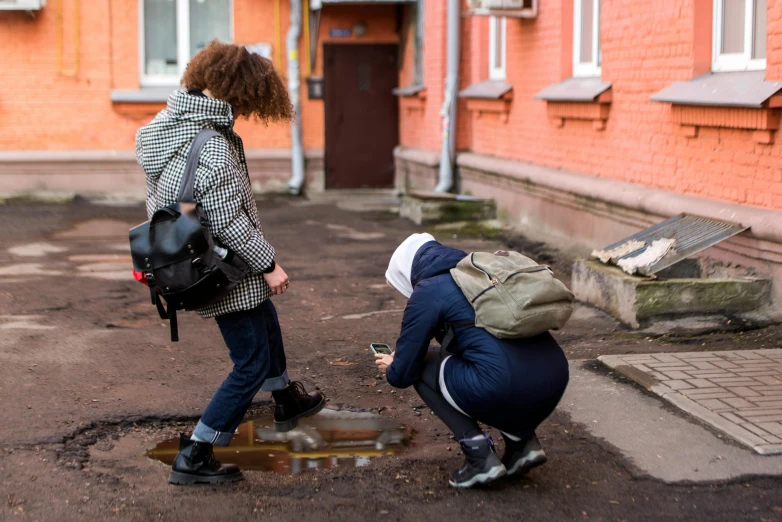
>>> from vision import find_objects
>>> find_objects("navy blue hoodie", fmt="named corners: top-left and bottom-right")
top-left (387, 242), bottom-right (569, 434)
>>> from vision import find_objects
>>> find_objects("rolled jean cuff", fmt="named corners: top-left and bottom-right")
top-left (261, 369), bottom-right (289, 392)
top-left (193, 420), bottom-right (235, 447)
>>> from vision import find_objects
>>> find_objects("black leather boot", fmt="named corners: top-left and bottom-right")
top-left (272, 381), bottom-right (325, 432)
top-left (169, 434), bottom-right (243, 485)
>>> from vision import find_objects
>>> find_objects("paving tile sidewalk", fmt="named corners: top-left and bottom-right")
top-left (599, 349), bottom-right (782, 455)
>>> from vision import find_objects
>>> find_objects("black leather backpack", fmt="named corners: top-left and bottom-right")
top-left (129, 129), bottom-right (250, 341)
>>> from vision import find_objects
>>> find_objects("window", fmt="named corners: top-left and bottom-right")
top-left (713, 0), bottom-right (767, 72)
top-left (140, 0), bottom-right (232, 86)
top-left (489, 16), bottom-right (506, 81)
top-left (573, 0), bottom-right (601, 78)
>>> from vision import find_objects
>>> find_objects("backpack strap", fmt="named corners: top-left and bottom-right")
top-left (150, 289), bottom-right (179, 342)
top-left (439, 320), bottom-right (474, 358)
top-left (178, 129), bottom-right (222, 204)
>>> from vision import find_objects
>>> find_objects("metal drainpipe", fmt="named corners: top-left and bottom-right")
top-left (435, 0), bottom-right (461, 193)
top-left (287, 0), bottom-right (306, 195)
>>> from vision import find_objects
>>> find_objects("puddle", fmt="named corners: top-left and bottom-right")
top-left (8, 242), bottom-right (67, 257)
top-left (53, 219), bottom-right (136, 240)
top-left (147, 409), bottom-right (410, 474)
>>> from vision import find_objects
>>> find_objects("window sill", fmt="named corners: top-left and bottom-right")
top-left (459, 80), bottom-right (513, 123)
top-left (111, 87), bottom-right (177, 104)
top-left (651, 71), bottom-right (782, 144)
top-left (111, 87), bottom-right (176, 119)
top-left (394, 85), bottom-right (427, 112)
top-left (534, 77), bottom-right (612, 130)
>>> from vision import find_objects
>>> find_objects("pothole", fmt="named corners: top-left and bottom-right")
top-left (147, 408), bottom-right (410, 474)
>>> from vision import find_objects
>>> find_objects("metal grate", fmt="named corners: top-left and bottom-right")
top-left (594, 214), bottom-right (749, 276)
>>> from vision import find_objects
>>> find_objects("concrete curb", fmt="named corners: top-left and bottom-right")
top-left (598, 354), bottom-right (782, 455)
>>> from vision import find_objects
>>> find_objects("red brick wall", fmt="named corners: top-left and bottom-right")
top-left (767, 0), bottom-right (782, 80)
top-left (397, 0), bottom-right (782, 210)
top-left (0, 1), bottom-right (400, 152)
top-left (398, 0), bottom-right (447, 152)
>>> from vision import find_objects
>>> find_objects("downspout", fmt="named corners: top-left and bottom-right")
top-left (287, 0), bottom-right (306, 195)
top-left (436, 0), bottom-right (460, 193)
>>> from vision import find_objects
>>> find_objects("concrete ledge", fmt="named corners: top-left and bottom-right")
top-left (394, 146), bottom-right (440, 167)
top-left (400, 191), bottom-right (496, 225)
top-left (394, 146), bottom-right (440, 194)
top-left (573, 259), bottom-right (777, 329)
top-left (0, 149), bottom-right (325, 195)
top-left (457, 152), bottom-right (782, 245)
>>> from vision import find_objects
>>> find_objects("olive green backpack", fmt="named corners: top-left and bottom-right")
top-left (447, 250), bottom-right (574, 341)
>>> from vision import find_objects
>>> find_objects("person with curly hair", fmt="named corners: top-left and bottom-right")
top-left (136, 41), bottom-right (324, 486)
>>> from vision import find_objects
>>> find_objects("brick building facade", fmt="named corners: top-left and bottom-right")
top-left (1, 0), bottom-right (782, 306)
top-left (394, 0), bottom-right (782, 308)
top-left (0, 0), bottom-right (403, 194)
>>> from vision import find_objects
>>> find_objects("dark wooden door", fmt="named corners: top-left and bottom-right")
top-left (324, 44), bottom-right (399, 189)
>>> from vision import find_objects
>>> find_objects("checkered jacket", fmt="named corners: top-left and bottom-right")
top-left (136, 89), bottom-right (275, 318)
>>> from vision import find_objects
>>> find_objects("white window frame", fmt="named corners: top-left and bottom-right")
top-left (712, 0), bottom-right (766, 72)
top-left (489, 16), bottom-right (507, 81)
top-left (573, 0), bottom-right (601, 78)
top-left (139, 0), bottom-right (234, 86)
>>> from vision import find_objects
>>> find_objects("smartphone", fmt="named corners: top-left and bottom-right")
top-left (370, 343), bottom-right (393, 355)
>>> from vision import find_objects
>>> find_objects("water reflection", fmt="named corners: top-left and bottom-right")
top-left (147, 409), bottom-right (410, 474)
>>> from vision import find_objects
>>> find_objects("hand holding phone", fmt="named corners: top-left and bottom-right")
top-left (371, 343), bottom-right (394, 373)
top-left (370, 343), bottom-right (392, 355)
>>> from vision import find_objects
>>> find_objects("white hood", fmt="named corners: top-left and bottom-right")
top-left (385, 233), bottom-right (436, 298)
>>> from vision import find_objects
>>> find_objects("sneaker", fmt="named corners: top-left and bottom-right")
top-left (272, 381), bottom-right (326, 432)
top-left (169, 434), bottom-right (243, 485)
top-left (502, 433), bottom-right (547, 477)
top-left (448, 435), bottom-right (506, 488)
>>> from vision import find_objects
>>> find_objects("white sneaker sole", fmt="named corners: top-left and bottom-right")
top-left (448, 464), bottom-right (507, 489)
top-left (506, 450), bottom-right (547, 477)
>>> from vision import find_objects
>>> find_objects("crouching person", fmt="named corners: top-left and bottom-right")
top-left (376, 234), bottom-right (569, 488)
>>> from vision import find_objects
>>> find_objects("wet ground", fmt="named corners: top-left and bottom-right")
top-left (1, 197), bottom-right (782, 521)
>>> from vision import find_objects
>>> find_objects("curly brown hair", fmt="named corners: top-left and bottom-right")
top-left (182, 40), bottom-right (293, 123)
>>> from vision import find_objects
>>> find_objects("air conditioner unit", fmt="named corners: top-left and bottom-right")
top-left (0, 0), bottom-right (46, 10)
top-left (467, 0), bottom-right (538, 18)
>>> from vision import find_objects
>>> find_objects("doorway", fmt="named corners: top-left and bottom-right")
top-left (323, 43), bottom-right (399, 189)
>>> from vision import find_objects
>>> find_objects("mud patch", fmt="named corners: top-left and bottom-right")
top-left (8, 242), bottom-right (67, 257)
top-left (147, 409), bottom-right (410, 474)
top-left (305, 220), bottom-right (385, 241)
top-left (325, 224), bottom-right (385, 241)
top-left (0, 264), bottom-right (63, 276)
top-left (53, 219), bottom-right (135, 240)
top-left (0, 315), bottom-right (56, 330)
top-left (68, 255), bottom-right (132, 263)
top-left (342, 309), bottom-right (404, 320)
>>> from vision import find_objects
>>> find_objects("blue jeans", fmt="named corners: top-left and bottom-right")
top-left (193, 299), bottom-right (289, 446)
